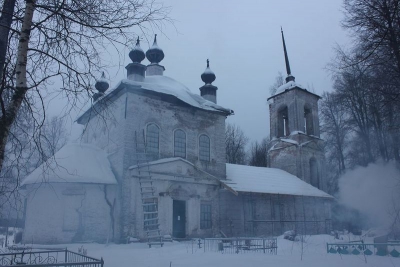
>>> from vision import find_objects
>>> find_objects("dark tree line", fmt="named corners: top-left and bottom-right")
top-left (225, 123), bottom-right (269, 167)
top-left (321, 0), bottom-right (400, 193)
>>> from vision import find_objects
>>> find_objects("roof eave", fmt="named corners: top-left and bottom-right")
top-left (267, 86), bottom-right (321, 101)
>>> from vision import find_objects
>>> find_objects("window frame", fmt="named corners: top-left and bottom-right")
top-left (173, 129), bottom-right (187, 159)
top-left (200, 203), bottom-right (212, 229)
top-left (198, 134), bottom-right (211, 162)
top-left (146, 123), bottom-right (160, 156)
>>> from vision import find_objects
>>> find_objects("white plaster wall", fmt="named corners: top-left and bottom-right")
top-left (23, 183), bottom-right (117, 244)
top-left (130, 160), bottom-right (220, 239)
top-left (123, 91), bottom-right (227, 178)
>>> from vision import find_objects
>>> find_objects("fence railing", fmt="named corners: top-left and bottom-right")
top-left (327, 242), bottom-right (400, 257)
top-left (203, 237), bottom-right (277, 254)
top-left (0, 249), bottom-right (104, 267)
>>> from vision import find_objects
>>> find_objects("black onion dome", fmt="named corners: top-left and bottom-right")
top-left (146, 34), bottom-right (164, 64)
top-left (95, 72), bottom-right (109, 93)
top-left (129, 36), bottom-right (145, 63)
top-left (201, 59), bottom-right (216, 84)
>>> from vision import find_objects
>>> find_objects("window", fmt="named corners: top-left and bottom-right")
top-left (310, 157), bottom-right (319, 188)
top-left (146, 123), bottom-right (159, 155)
top-left (174, 129), bottom-right (186, 158)
top-left (304, 105), bottom-right (314, 135)
top-left (200, 203), bottom-right (212, 229)
top-left (144, 203), bottom-right (158, 230)
top-left (199, 135), bottom-right (210, 161)
top-left (277, 106), bottom-right (289, 137)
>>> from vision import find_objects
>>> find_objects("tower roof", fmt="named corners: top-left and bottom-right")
top-left (129, 36), bottom-right (145, 63)
top-left (201, 59), bottom-right (216, 84)
top-left (146, 34), bottom-right (164, 64)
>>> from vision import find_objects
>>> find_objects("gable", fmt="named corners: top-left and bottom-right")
top-left (129, 157), bottom-right (220, 183)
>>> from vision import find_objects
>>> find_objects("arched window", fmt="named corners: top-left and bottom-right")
top-left (146, 123), bottom-right (159, 155)
top-left (199, 134), bottom-right (210, 161)
top-left (310, 158), bottom-right (319, 188)
top-left (304, 105), bottom-right (314, 135)
top-left (174, 129), bottom-right (186, 158)
top-left (277, 106), bottom-right (289, 137)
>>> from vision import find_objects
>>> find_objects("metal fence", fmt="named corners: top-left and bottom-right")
top-left (327, 242), bottom-right (400, 257)
top-left (204, 237), bottom-right (277, 254)
top-left (0, 249), bottom-right (104, 267)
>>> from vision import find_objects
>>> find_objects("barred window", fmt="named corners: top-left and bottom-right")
top-left (174, 130), bottom-right (186, 158)
top-left (200, 203), bottom-right (212, 229)
top-left (146, 123), bottom-right (159, 155)
top-left (199, 135), bottom-right (210, 161)
top-left (143, 203), bottom-right (158, 230)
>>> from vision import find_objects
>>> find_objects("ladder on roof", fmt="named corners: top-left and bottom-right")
top-left (134, 130), bottom-right (163, 248)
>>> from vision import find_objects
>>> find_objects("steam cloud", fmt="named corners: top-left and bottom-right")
top-left (338, 161), bottom-right (400, 229)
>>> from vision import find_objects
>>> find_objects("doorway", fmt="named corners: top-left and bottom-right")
top-left (173, 200), bottom-right (186, 238)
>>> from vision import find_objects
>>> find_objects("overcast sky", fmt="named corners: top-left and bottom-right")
top-left (52, 0), bottom-right (351, 144)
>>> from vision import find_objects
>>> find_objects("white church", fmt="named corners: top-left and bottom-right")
top-left (21, 34), bottom-right (333, 244)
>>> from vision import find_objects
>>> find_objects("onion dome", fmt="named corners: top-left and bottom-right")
top-left (129, 36), bottom-right (145, 63)
top-left (95, 72), bottom-right (109, 93)
top-left (146, 34), bottom-right (164, 64)
top-left (201, 59), bottom-right (216, 84)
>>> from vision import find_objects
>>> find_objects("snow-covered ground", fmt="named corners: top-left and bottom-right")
top-left (16, 235), bottom-right (400, 267)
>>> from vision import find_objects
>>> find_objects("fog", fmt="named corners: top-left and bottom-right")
top-left (338, 161), bottom-right (400, 230)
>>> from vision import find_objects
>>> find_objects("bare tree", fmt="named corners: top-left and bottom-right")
top-left (39, 116), bottom-right (67, 162)
top-left (225, 123), bottom-right (248, 165)
top-left (342, 0), bottom-right (400, 99)
top-left (269, 72), bottom-right (284, 96)
top-left (248, 138), bottom-right (269, 167)
top-left (0, 0), bottom-right (172, 172)
top-left (320, 92), bottom-right (350, 174)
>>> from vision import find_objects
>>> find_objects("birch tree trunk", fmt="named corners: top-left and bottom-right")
top-left (0, 0), bottom-right (16, 83)
top-left (0, 0), bottom-right (36, 171)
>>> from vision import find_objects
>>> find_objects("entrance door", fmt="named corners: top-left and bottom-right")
top-left (173, 200), bottom-right (186, 238)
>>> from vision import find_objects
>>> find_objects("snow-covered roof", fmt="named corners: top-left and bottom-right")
top-left (22, 143), bottom-right (117, 185)
top-left (122, 76), bottom-right (231, 113)
top-left (275, 81), bottom-right (306, 95)
top-left (223, 164), bottom-right (332, 198)
top-left (77, 75), bottom-right (233, 124)
top-left (269, 81), bottom-right (321, 99)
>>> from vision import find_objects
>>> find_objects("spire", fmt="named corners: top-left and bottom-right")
top-left (281, 27), bottom-right (295, 83)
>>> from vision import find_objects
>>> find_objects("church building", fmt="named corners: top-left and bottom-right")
top-left (21, 33), bottom-right (332, 244)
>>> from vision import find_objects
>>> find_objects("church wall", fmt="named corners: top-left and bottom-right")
top-left (219, 191), bottom-right (332, 237)
top-left (129, 162), bottom-right (220, 239)
top-left (79, 95), bottom-right (128, 242)
top-left (23, 183), bottom-right (117, 244)
top-left (268, 144), bottom-right (300, 178)
top-left (268, 141), bottom-right (326, 189)
top-left (123, 91), bottom-right (226, 178)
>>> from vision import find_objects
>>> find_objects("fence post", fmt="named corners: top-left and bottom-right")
top-left (101, 257), bottom-right (104, 267)
top-left (65, 248), bottom-right (68, 263)
top-left (263, 239), bottom-right (265, 254)
top-left (326, 243), bottom-right (329, 253)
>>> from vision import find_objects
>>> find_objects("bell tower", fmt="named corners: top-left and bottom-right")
top-left (267, 29), bottom-right (326, 191)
